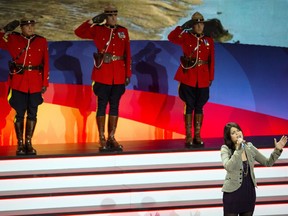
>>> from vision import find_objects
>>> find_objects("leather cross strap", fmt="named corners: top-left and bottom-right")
top-left (12, 36), bottom-right (37, 62)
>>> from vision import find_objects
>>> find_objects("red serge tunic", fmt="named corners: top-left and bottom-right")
top-left (74, 21), bottom-right (132, 85)
top-left (0, 32), bottom-right (49, 93)
top-left (168, 26), bottom-right (215, 88)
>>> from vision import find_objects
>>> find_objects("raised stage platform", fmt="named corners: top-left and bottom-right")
top-left (0, 135), bottom-right (280, 158)
top-left (0, 137), bottom-right (287, 216)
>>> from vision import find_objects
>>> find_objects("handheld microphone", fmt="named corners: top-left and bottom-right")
top-left (237, 137), bottom-right (246, 148)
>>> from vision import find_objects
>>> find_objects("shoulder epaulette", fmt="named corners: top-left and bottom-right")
top-left (116, 24), bottom-right (126, 29)
top-left (34, 34), bottom-right (44, 38)
top-left (11, 31), bottom-right (20, 35)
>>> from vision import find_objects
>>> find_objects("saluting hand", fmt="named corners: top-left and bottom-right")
top-left (91, 13), bottom-right (107, 25)
top-left (181, 19), bottom-right (194, 30)
top-left (274, 135), bottom-right (287, 151)
top-left (3, 20), bottom-right (20, 32)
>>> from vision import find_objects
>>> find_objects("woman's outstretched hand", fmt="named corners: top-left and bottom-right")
top-left (274, 135), bottom-right (287, 150)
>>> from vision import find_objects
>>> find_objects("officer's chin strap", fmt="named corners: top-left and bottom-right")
top-left (194, 33), bottom-right (204, 38)
top-left (21, 33), bottom-right (35, 39)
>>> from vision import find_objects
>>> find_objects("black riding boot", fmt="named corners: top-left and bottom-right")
top-left (193, 114), bottom-right (204, 146)
top-left (97, 116), bottom-right (110, 152)
top-left (25, 119), bottom-right (37, 155)
top-left (107, 115), bottom-right (123, 152)
top-left (184, 114), bottom-right (193, 148)
top-left (15, 121), bottom-right (25, 156)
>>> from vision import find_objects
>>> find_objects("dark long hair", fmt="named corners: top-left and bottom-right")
top-left (224, 122), bottom-right (243, 151)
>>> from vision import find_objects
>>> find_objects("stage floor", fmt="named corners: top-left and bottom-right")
top-left (0, 135), bottom-right (278, 158)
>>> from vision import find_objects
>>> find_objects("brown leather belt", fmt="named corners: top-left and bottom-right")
top-left (182, 56), bottom-right (208, 66)
top-left (111, 55), bottom-right (124, 61)
top-left (16, 64), bottom-right (43, 71)
top-left (197, 60), bottom-right (209, 65)
top-left (103, 53), bottom-right (125, 63)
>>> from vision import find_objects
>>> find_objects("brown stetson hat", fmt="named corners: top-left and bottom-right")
top-left (191, 12), bottom-right (205, 23)
top-left (20, 16), bottom-right (37, 26)
top-left (104, 4), bottom-right (118, 15)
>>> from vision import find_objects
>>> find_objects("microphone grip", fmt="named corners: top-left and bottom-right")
top-left (241, 140), bottom-right (247, 148)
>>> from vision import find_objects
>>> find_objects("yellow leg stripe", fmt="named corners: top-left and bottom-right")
top-left (7, 88), bottom-right (12, 102)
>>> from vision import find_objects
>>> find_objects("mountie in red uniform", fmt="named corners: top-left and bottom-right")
top-left (168, 26), bottom-right (215, 88)
top-left (0, 32), bottom-right (49, 93)
top-left (74, 6), bottom-right (132, 153)
top-left (74, 21), bottom-right (131, 85)
top-left (0, 18), bottom-right (50, 156)
top-left (168, 11), bottom-right (215, 148)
